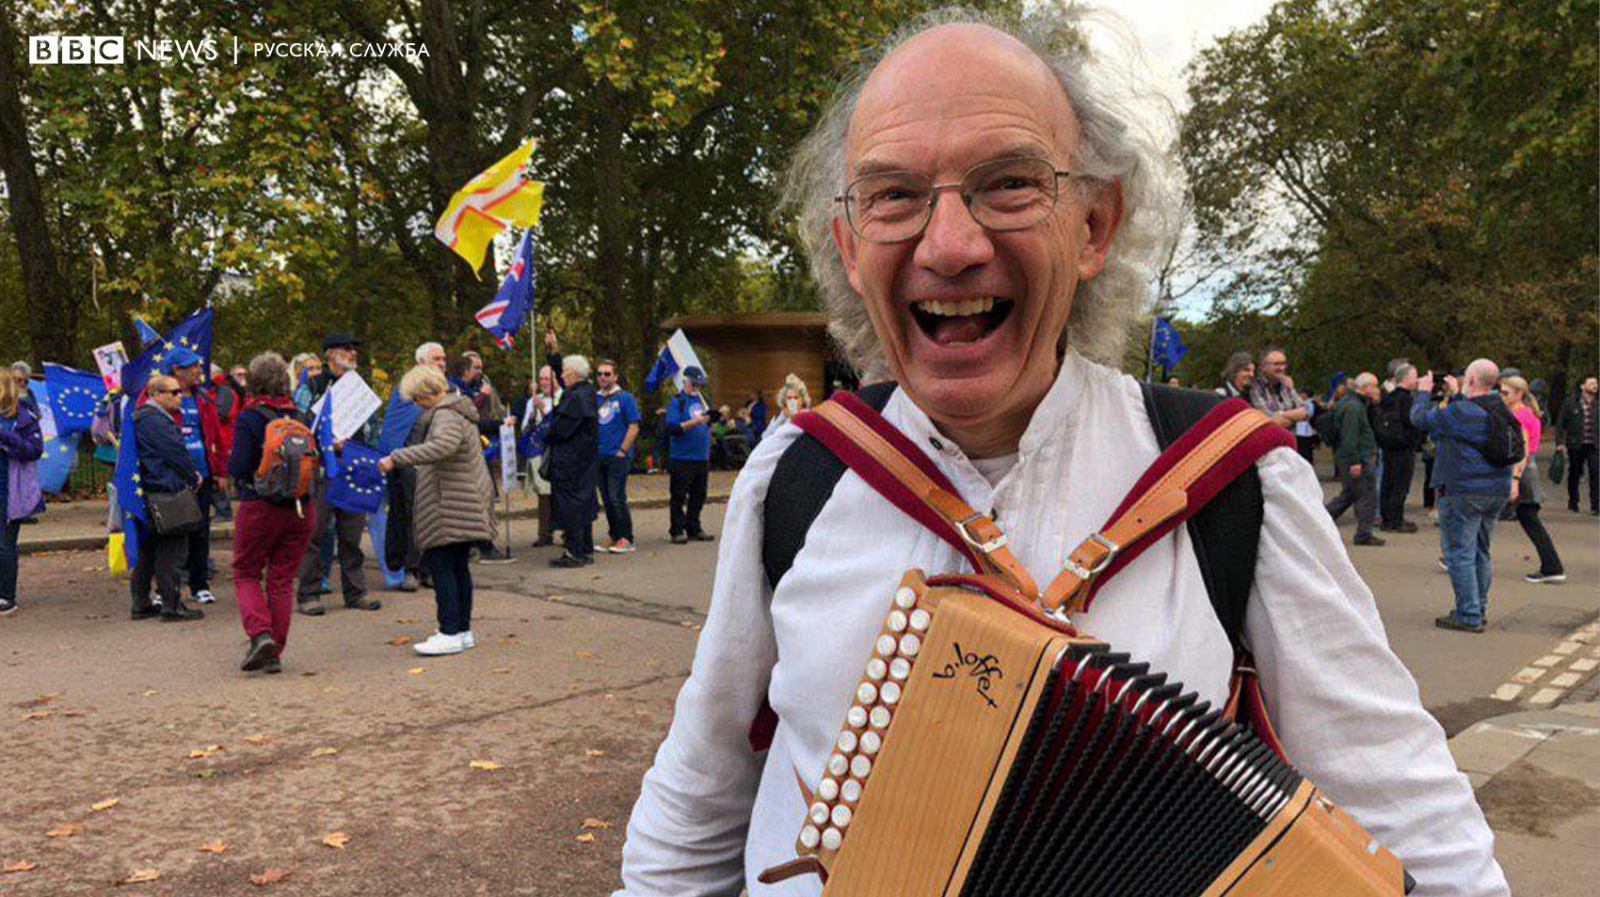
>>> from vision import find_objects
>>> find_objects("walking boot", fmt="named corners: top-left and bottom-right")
top-left (344, 594), bottom-right (383, 611)
top-left (241, 633), bottom-right (279, 671)
top-left (161, 596), bottom-right (204, 622)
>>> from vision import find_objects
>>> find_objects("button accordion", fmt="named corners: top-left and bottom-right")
top-left (767, 571), bottom-right (1413, 896)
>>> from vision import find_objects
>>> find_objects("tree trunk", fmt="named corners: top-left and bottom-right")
top-left (0, 2), bottom-right (76, 364)
top-left (591, 83), bottom-right (629, 361)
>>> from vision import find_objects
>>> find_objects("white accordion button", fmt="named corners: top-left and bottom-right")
top-left (818, 777), bottom-right (840, 801)
top-left (841, 778), bottom-right (864, 803)
top-left (876, 634), bottom-right (898, 657)
top-left (887, 610), bottom-right (908, 632)
top-left (890, 657), bottom-right (912, 680)
top-left (881, 681), bottom-right (902, 705)
top-left (870, 706), bottom-right (892, 729)
top-left (894, 587), bottom-right (917, 609)
top-left (856, 682), bottom-right (878, 705)
top-left (851, 754), bottom-right (873, 778)
top-left (800, 825), bottom-right (821, 849)
top-left (822, 827), bottom-right (843, 850)
top-left (810, 802), bottom-right (830, 826)
top-left (828, 753), bottom-right (849, 776)
top-left (837, 730), bottom-right (859, 754)
top-left (899, 633), bottom-right (922, 657)
top-left (910, 608), bottom-right (932, 631)
top-left (866, 658), bottom-right (888, 681)
top-left (847, 705), bottom-right (868, 728)
top-left (831, 804), bottom-right (853, 828)
top-left (860, 731), bottom-right (883, 755)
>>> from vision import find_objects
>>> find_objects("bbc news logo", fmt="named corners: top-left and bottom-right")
top-left (29, 35), bottom-right (124, 64)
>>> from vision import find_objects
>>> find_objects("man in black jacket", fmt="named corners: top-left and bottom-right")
top-left (1377, 363), bottom-right (1425, 533)
top-left (130, 376), bottom-right (204, 622)
top-left (545, 351), bottom-right (599, 567)
top-left (1556, 375), bottom-right (1599, 514)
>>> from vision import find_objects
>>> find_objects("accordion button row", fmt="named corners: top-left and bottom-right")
top-left (800, 575), bottom-right (933, 865)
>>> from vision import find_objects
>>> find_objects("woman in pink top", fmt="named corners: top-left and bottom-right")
top-left (1501, 375), bottom-right (1564, 582)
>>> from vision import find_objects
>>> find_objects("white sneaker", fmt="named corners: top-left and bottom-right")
top-left (462, 630), bottom-right (476, 649)
top-left (413, 632), bottom-right (466, 656)
top-left (192, 590), bottom-right (217, 604)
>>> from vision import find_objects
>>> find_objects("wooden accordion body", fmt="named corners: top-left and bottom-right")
top-left (785, 572), bottom-right (1412, 897)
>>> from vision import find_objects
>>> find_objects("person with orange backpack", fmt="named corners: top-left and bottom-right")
top-left (228, 353), bottom-right (319, 674)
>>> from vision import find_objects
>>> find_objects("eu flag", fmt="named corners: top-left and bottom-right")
top-left (376, 390), bottom-right (422, 456)
top-left (43, 363), bottom-right (106, 436)
top-left (112, 395), bottom-right (146, 567)
top-left (114, 307), bottom-right (213, 569)
top-left (327, 441), bottom-right (386, 515)
top-left (134, 317), bottom-right (163, 347)
top-left (121, 308), bottom-right (214, 395)
top-left (1151, 318), bottom-right (1188, 371)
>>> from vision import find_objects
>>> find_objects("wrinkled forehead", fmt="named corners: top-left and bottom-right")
top-left (849, 24), bottom-right (1080, 176)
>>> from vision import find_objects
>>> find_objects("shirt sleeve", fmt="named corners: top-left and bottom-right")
top-left (613, 428), bottom-right (797, 896)
top-left (1246, 447), bottom-right (1510, 897)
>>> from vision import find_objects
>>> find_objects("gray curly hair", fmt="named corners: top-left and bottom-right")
top-left (781, 4), bottom-right (1178, 379)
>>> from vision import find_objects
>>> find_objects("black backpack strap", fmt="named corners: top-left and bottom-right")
top-left (1139, 382), bottom-right (1264, 652)
top-left (762, 382), bottom-right (898, 590)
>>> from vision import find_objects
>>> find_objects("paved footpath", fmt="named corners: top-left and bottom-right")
top-left (0, 462), bottom-right (1593, 895)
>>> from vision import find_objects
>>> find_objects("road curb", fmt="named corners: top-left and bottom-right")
top-left (18, 492), bottom-right (733, 556)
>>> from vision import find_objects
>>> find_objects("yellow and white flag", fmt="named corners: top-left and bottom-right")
top-left (433, 138), bottom-right (545, 275)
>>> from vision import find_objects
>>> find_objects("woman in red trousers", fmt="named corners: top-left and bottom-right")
top-left (228, 353), bottom-right (317, 674)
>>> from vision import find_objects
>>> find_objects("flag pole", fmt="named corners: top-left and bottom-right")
top-left (1145, 315), bottom-right (1158, 382)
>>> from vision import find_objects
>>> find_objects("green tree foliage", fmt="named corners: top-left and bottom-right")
top-left (1, 0), bottom-right (1013, 389)
top-left (1182, 0), bottom-right (1597, 395)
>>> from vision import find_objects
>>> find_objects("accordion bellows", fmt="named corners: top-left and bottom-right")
top-left (776, 571), bottom-right (1411, 897)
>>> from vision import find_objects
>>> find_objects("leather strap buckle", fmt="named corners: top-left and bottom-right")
top-left (956, 512), bottom-right (1008, 556)
top-left (1062, 532), bottom-right (1120, 581)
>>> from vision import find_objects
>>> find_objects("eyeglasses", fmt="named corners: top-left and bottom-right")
top-left (598, 370), bottom-right (616, 378)
top-left (836, 156), bottom-right (1073, 244)
top-left (151, 388), bottom-right (181, 396)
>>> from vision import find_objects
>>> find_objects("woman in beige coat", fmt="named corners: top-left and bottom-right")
top-left (378, 365), bottom-right (496, 656)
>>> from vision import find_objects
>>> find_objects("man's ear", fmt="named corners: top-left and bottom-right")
top-left (1075, 179), bottom-right (1125, 282)
top-left (832, 216), bottom-right (865, 296)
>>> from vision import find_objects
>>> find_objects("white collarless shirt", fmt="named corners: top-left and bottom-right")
top-left (615, 351), bottom-right (1508, 897)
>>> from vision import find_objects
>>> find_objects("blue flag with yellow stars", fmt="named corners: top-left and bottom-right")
top-left (1151, 318), bottom-right (1188, 371)
top-left (43, 363), bottom-right (106, 435)
top-left (121, 308), bottom-right (213, 395)
top-left (327, 441), bottom-right (385, 515)
top-left (113, 306), bottom-right (213, 569)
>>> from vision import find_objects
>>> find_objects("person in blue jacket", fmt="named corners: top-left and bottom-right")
top-left (666, 367), bottom-right (714, 544)
top-left (0, 372), bottom-right (45, 615)
top-left (131, 375), bottom-right (205, 622)
top-left (1411, 361), bottom-right (1515, 633)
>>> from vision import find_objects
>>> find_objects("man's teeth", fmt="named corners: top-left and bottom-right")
top-left (914, 297), bottom-right (996, 317)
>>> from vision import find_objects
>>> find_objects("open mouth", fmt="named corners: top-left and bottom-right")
top-left (909, 297), bottom-right (1015, 347)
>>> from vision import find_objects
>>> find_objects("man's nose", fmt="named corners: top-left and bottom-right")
top-left (913, 192), bottom-right (994, 277)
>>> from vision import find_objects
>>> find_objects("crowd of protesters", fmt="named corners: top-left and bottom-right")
top-left (0, 328), bottom-right (826, 672)
top-left (3, 333), bottom-right (1590, 667)
top-left (1187, 346), bottom-right (1594, 637)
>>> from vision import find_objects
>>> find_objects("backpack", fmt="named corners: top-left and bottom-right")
top-left (253, 409), bottom-right (318, 506)
top-left (1373, 391), bottom-right (1411, 451)
top-left (1472, 395), bottom-right (1526, 468)
top-left (762, 382), bottom-right (1263, 653)
top-left (1310, 400), bottom-right (1341, 445)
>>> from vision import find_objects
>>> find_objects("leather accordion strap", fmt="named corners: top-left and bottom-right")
top-left (1042, 398), bottom-right (1294, 616)
top-left (795, 396), bottom-right (1041, 600)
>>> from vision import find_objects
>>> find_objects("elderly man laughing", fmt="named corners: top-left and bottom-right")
top-left (614, 9), bottom-right (1506, 897)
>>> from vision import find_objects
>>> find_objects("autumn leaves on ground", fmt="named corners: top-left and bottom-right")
top-left (0, 516), bottom-right (715, 896)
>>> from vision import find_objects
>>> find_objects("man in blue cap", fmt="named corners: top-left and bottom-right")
top-left (665, 366), bottom-right (714, 544)
top-left (163, 346), bottom-right (229, 605)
